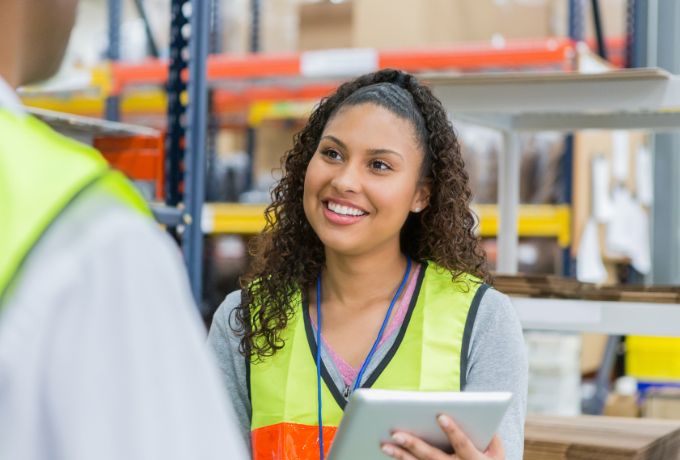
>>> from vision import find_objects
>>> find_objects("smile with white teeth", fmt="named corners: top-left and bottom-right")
top-left (327, 201), bottom-right (367, 217)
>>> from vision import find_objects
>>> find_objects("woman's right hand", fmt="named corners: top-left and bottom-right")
top-left (380, 414), bottom-right (505, 460)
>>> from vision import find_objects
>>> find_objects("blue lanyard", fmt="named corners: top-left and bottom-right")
top-left (315, 257), bottom-right (412, 460)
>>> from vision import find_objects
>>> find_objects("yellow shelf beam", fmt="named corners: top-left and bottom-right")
top-left (22, 92), bottom-right (314, 126)
top-left (202, 203), bottom-right (272, 235)
top-left (21, 89), bottom-right (168, 116)
top-left (475, 204), bottom-right (571, 247)
top-left (203, 203), bottom-right (571, 247)
top-left (248, 100), bottom-right (316, 126)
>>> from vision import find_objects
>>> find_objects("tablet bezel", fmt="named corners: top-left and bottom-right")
top-left (326, 389), bottom-right (512, 460)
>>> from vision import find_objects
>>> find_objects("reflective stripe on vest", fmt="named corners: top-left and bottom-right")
top-left (249, 262), bottom-right (488, 460)
top-left (0, 109), bottom-right (151, 307)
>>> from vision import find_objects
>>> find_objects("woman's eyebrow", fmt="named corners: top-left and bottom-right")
top-left (366, 149), bottom-right (404, 160)
top-left (321, 135), bottom-right (404, 160)
top-left (320, 135), bottom-right (347, 149)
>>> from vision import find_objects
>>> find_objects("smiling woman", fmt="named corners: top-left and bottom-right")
top-left (303, 102), bottom-right (429, 256)
top-left (208, 69), bottom-right (528, 460)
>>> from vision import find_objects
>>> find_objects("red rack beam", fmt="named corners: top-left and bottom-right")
top-left (379, 39), bottom-right (574, 71)
top-left (110, 38), bottom-right (576, 94)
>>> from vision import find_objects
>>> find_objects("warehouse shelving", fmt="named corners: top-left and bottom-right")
top-left (19, 0), bottom-right (655, 300)
top-left (21, 37), bottom-right (580, 302)
top-left (21, 38), bottom-right (577, 122)
top-left (29, 60), bottom-right (680, 335)
top-left (29, 106), bottom-right (158, 138)
top-left (20, 36), bottom-right (627, 120)
top-left (202, 202), bottom-right (571, 247)
top-left (28, 107), bottom-right (180, 223)
top-left (513, 297), bottom-right (680, 337)
top-left (428, 68), bottom-right (680, 274)
top-left (421, 68), bottom-right (680, 337)
top-left (109, 39), bottom-right (578, 266)
top-left (106, 38), bottom-right (575, 90)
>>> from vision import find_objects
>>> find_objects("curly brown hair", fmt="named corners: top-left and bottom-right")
top-left (232, 69), bottom-right (490, 360)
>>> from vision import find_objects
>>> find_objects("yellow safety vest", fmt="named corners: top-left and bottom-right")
top-left (0, 109), bottom-right (151, 308)
top-left (249, 263), bottom-right (489, 460)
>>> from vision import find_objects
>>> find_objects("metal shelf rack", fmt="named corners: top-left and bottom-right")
top-left (422, 68), bottom-right (680, 338)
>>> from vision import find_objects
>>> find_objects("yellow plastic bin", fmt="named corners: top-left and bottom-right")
top-left (626, 336), bottom-right (680, 380)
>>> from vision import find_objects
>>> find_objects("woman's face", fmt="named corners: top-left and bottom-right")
top-left (303, 103), bottom-right (430, 257)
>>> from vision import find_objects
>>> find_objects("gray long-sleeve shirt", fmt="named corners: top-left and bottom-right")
top-left (209, 285), bottom-right (527, 460)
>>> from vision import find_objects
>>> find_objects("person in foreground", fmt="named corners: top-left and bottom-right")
top-left (0, 1), bottom-right (247, 458)
top-left (209, 69), bottom-right (528, 460)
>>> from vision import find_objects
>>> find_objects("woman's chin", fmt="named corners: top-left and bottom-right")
top-left (319, 238), bottom-right (367, 258)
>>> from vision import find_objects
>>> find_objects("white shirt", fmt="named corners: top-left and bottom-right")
top-left (0, 78), bottom-right (248, 459)
top-left (0, 76), bottom-right (24, 115)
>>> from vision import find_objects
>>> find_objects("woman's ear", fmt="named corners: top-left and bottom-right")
top-left (411, 180), bottom-right (431, 213)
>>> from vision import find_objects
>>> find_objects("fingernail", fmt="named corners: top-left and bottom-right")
top-left (382, 444), bottom-right (395, 456)
top-left (438, 414), bottom-right (451, 428)
top-left (392, 433), bottom-right (406, 445)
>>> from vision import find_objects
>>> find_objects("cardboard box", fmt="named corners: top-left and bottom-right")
top-left (223, 0), bottom-right (303, 53)
top-left (644, 389), bottom-right (680, 420)
top-left (240, 0), bottom-right (627, 54)
top-left (552, 0), bottom-right (627, 40)
top-left (253, 121), bottom-right (299, 188)
top-left (581, 333), bottom-right (609, 375)
top-left (264, 0), bottom-right (308, 53)
top-left (352, 0), bottom-right (466, 49)
top-left (299, 1), bottom-right (353, 50)
top-left (299, 0), bottom-right (563, 51)
top-left (603, 394), bottom-right (640, 418)
top-left (452, 0), bottom-right (558, 42)
top-left (525, 414), bottom-right (680, 459)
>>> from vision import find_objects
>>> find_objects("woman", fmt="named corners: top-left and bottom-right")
top-left (209, 69), bottom-right (527, 460)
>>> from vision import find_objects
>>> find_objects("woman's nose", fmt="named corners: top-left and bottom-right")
top-left (330, 162), bottom-right (361, 194)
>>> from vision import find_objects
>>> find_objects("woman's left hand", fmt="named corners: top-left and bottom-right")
top-left (380, 414), bottom-right (504, 460)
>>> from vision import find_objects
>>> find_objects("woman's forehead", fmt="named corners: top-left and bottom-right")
top-left (321, 103), bottom-right (422, 155)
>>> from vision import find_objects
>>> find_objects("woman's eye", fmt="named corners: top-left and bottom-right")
top-left (370, 160), bottom-right (391, 171)
top-left (321, 148), bottom-right (342, 160)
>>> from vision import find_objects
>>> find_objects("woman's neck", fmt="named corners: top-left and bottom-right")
top-left (321, 245), bottom-right (408, 309)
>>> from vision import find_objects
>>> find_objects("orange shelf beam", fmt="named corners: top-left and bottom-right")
top-left (212, 83), bottom-right (338, 112)
top-left (110, 38), bottom-right (576, 94)
top-left (379, 39), bottom-right (574, 71)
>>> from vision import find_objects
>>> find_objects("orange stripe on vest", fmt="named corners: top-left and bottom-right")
top-left (252, 422), bottom-right (338, 460)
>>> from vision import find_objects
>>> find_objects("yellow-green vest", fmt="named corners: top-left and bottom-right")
top-left (249, 263), bottom-right (489, 460)
top-left (0, 108), bottom-right (151, 308)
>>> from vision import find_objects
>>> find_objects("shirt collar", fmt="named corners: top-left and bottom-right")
top-left (0, 75), bottom-right (26, 115)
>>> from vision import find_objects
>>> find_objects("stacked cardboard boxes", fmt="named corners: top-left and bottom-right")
top-left (299, 0), bottom-right (564, 51)
top-left (525, 415), bottom-right (680, 459)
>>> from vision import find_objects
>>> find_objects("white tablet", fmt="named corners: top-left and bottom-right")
top-left (326, 389), bottom-right (512, 460)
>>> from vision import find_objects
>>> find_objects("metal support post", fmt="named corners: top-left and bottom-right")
top-left (244, 0), bottom-right (261, 192)
top-left (561, 136), bottom-right (574, 276)
top-left (650, 0), bottom-right (680, 285)
top-left (209, 0), bottom-right (223, 54)
top-left (183, 0), bottom-right (210, 307)
top-left (106, 0), bottom-right (122, 121)
top-left (590, 0), bottom-right (608, 59)
top-left (582, 335), bottom-right (621, 414)
top-left (132, 0), bottom-right (160, 58)
top-left (564, 0), bottom-right (585, 275)
top-left (206, 0), bottom-right (222, 201)
top-left (569, 0), bottom-right (586, 42)
top-left (165, 0), bottom-right (189, 207)
top-left (497, 132), bottom-right (521, 274)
